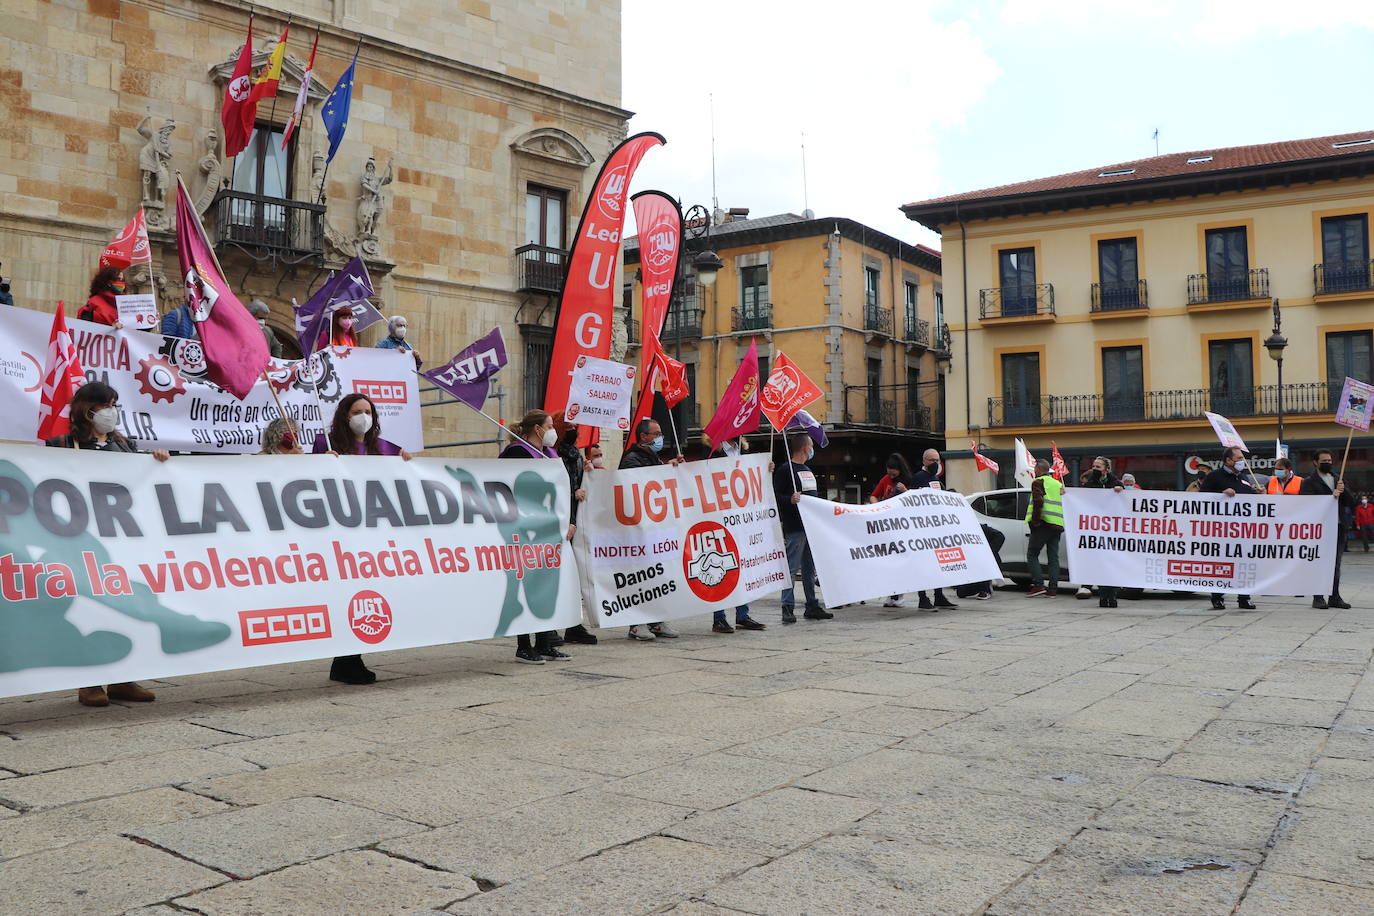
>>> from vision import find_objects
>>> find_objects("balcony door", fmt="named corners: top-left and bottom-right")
top-left (1102, 346), bottom-right (1144, 420)
top-left (1002, 351), bottom-right (1041, 425)
top-left (1208, 338), bottom-right (1254, 417)
top-left (1205, 227), bottom-right (1250, 301)
top-left (1321, 215), bottom-right (1370, 293)
top-left (228, 124), bottom-right (291, 246)
top-left (866, 357), bottom-right (883, 424)
top-left (1097, 238), bottom-right (1139, 309)
top-left (998, 248), bottom-right (1036, 315)
top-left (522, 184), bottom-right (566, 291)
top-left (740, 265), bottom-right (769, 329)
top-left (1326, 330), bottom-right (1373, 409)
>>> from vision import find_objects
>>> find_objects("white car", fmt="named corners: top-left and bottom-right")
top-left (967, 487), bottom-right (1074, 585)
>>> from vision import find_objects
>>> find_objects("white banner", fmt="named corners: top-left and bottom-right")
top-left (1063, 489), bottom-right (1339, 594)
top-left (798, 489), bottom-right (1001, 606)
top-left (574, 455), bottom-right (789, 625)
top-left (0, 305), bottom-right (421, 453)
top-left (566, 355), bottom-right (635, 432)
top-left (0, 444), bottom-right (581, 698)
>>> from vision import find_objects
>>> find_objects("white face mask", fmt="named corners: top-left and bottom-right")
top-left (348, 412), bottom-right (373, 436)
top-left (1234, 459), bottom-right (1247, 471)
top-left (393, 326), bottom-right (407, 339)
top-left (541, 427), bottom-right (558, 448)
top-left (92, 406), bottom-right (119, 434)
top-left (591, 457), bottom-right (605, 469)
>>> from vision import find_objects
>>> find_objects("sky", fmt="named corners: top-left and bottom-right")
top-left (621, 0), bottom-right (1374, 249)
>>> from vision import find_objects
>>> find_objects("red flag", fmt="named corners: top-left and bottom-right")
top-left (760, 351), bottom-right (823, 430)
top-left (175, 176), bottom-right (269, 399)
top-left (660, 353), bottom-right (689, 408)
top-left (543, 132), bottom-right (664, 437)
top-left (221, 16), bottom-right (256, 158)
top-left (971, 439), bottom-right (1000, 474)
top-left (703, 339), bottom-right (761, 448)
top-left (628, 191), bottom-right (682, 431)
top-left (99, 209), bottom-right (151, 270)
top-left (36, 303), bottom-right (86, 441)
top-left (1050, 441), bottom-right (1069, 481)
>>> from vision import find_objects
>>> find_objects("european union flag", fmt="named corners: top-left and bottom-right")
top-left (321, 51), bottom-right (357, 163)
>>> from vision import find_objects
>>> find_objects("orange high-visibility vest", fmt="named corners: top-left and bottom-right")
top-left (1267, 475), bottom-right (1301, 495)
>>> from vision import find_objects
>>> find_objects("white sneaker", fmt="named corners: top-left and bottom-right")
top-left (1075, 586), bottom-right (1093, 599)
top-left (648, 622), bottom-right (679, 638)
top-left (627, 626), bottom-right (655, 641)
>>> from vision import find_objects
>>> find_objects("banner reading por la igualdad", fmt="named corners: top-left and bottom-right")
top-left (1063, 488), bottom-right (1338, 594)
top-left (798, 489), bottom-right (1002, 607)
top-left (574, 455), bottom-right (789, 625)
top-left (0, 445), bottom-right (582, 699)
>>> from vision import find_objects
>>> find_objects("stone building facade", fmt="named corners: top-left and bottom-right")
top-left (1, 0), bottom-right (628, 453)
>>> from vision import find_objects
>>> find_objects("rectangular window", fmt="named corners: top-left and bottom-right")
top-left (522, 328), bottom-right (553, 414)
top-left (1320, 215), bottom-right (1371, 293)
top-left (934, 287), bottom-right (944, 332)
top-left (1001, 352), bottom-right (1041, 425)
top-left (1208, 338), bottom-right (1254, 416)
top-left (1326, 330), bottom-right (1373, 408)
top-left (904, 281), bottom-right (919, 338)
top-left (864, 267), bottom-right (880, 310)
top-left (1102, 346), bottom-right (1144, 420)
top-left (757, 354), bottom-right (771, 390)
top-left (905, 366), bottom-right (924, 429)
top-left (524, 184), bottom-right (566, 249)
top-left (740, 265), bottom-right (769, 317)
top-left (676, 362), bottom-right (698, 431)
top-left (226, 124), bottom-right (292, 246)
top-left (998, 248), bottom-right (1037, 315)
top-left (866, 357), bottom-right (883, 424)
top-left (1097, 238), bottom-right (1140, 309)
top-left (1205, 227), bottom-right (1250, 301)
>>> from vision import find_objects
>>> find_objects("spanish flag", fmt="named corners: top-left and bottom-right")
top-left (248, 25), bottom-right (289, 106)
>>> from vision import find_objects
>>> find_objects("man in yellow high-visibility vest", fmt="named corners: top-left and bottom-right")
top-left (1025, 458), bottom-right (1064, 597)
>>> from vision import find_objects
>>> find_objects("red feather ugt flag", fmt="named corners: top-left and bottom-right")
top-left (1050, 441), bottom-right (1069, 481)
top-left (100, 208), bottom-right (151, 270)
top-left (36, 303), bottom-right (86, 441)
top-left (759, 351), bottom-right (822, 430)
top-left (970, 439), bottom-right (1000, 474)
top-left (221, 16), bottom-right (255, 158)
top-left (175, 177), bottom-right (269, 399)
top-left (628, 191), bottom-right (682, 430)
top-left (703, 338), bottom-right (762, 448)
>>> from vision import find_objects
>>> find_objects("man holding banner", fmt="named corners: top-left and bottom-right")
top-left (1201, 447), bottom-right (1258, 610)
top-left (1301, 448), bottom-right (1352, 609)
top-left (775, 431), bottom-right (827, 623)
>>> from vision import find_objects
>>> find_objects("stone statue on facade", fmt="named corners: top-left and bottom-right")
top-left (194, 127), bottom-right (224, 216)
top-left (137, 115), bottom-right (175, 228)
top-left (356, 157), bottom-right (393, 256)
top-left (309, 148), bottom-right (327, 204)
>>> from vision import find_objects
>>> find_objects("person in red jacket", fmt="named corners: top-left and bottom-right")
top-left (79, 266), bottom-right (125, 327)
top-left (1356, 493), bottom-right (1374, 551)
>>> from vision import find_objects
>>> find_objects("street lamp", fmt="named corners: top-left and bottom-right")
top-left (1264, 297), bottom-right (1288, 447)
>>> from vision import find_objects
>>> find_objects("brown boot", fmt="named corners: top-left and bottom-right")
top-left (107, 682), bottom-right (155, 702)
top-left (77, 686), bottom-right (109, 707)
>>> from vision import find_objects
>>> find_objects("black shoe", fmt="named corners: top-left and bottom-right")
top-left (1312, 597), bottom-right (1329, 609)
top-left (1099, 598), bottom-right (1111, 608)
top-left (539, 646), bottom-right (572, 660)
top-left (1330, 596), bottom-right (1351, 609)
top-left (547, 635), bottom-right (566, 647)
top-left (933, 599), bottom-right (957, 609)
top-left (736, 618), bottom-right (766, 630)
top-left (329, 655), bottom-right (376, 685)
top-left (712, 620), bottom-right (735, 633)
top-left (1238, 598), bottom-right (1255, 610)
top-left (917, 597), bottom-right (934, 610)
top-left (803, 608), bottom-right (834, 620)
top-left (781, 612), bottom-right (797, 624)
top-left (515, 647), bottom-right (545, 664)
top-left (564, 625), bottom-right (598, 645)
top-left (1210, 597), bottom-right (1226, 610)
top-left (1108, 598), bottom-right (1119, 608)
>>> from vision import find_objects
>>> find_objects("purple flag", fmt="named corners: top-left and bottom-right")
top-left (785, 408), bottom-right (829, 449)
top-left (423, 328), bottom-right (508, 411)
top-left (295, 257), bottom-right (383, 353)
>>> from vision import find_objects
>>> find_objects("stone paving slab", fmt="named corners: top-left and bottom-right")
top-left (0, 786), bottom-right (228, 861)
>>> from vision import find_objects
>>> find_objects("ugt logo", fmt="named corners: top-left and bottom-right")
top-left (682, 521), bottom-right (740, 603)
top-left (597, 166), bottom-right (630, 220)
top-left (348, 590), bottom-right (393, 644)
top-left (761, 366), bottom-right (799, 409)
top-left (646, 221), bottom-right (677, 269)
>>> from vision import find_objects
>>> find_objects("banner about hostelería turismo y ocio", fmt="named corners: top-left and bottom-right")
top-left (0, 445), bottom-right (581, 699)
top-left (1063, 489), bottom-right (1338, 595)
top-left (798, 489), bottom-right (1002, 606)
top-left (574, 454), bottom-right (790, 625)
top-left (0, 305), bottom-right (421, 453)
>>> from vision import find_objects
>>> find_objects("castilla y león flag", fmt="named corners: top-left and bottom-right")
top-left (703, 338), bottom-right (762, 447)
top-left (100, 209), bottom-right (151, 270)
top-left (221, 15), bottom-right (255, 158)
top-left (36, 303), bottom-right (85, 441)
top-left (543, 132), bottom-right (664, 424)
top-left (628, 190), bottom-right (682, 430)
top-left (175, 176), bottom-right (269, 399)
top-left (760, 351), bottom-right (822, 430)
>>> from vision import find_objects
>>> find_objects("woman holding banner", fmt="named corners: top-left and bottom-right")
top-left (80, 265), bottom-right (125, 328)
top-left (871, 454), bottom-right (916, 610)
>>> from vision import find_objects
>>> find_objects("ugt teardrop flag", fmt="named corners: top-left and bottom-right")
top-left (99, 209), bottom-right (151, 270)
top-left (628, 190), bottom-right (682, 430)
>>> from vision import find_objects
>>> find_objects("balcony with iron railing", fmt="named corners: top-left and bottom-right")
top-left (932, 323), bottom-right (952, 357)
top-left (625, 317), bottom-right (640, 346)
top-left (842, 382), bottom-right (944, 433)
top-left (212, 190), bottom-right (325, 261)
top-left (514, 244), bottom-right (566, 295)
top-left (661, 307), bottom-right (704, 340)
top-left (864, 305), bottom-right (894, 336)
top-left (1090, 279), bottom-right (1148, 314)
top-left (903, 317), bottom-right (930, 347)
top-left (1314, 260), bottom-right (1374, 296)
top-left (1186, 267), bottom-right (1269, 306)
top-left (732, 304), bottom-right (772, 331)
top-left (979, 283), bottom-right (1055, 320)
top-left (987, 381), bottom-right (1334, 428)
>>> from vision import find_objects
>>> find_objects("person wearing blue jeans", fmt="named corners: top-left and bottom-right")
top-left (714, 605), bottom-right (765, 633)
top-left (775, 432), bottom-right (830, 623)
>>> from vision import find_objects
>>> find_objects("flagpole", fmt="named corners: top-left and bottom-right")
top-left (410, 369), bottom-right (552, 457)
top-left (665, 407), bottom-right (682, 457)
top-left (264, 14), bottom-right (292, 197)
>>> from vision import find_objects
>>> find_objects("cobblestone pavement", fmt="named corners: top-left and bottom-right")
top-left (3, 558), bottom-right (1374, 915)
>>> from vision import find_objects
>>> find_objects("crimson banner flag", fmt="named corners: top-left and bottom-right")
top-left (35, 303), bottom-right (85, 441)
top-left (221, 16), bottom-right (255, 158)
top-left (660, 353), bottom-right (689, 408)
top-left (175, 177), bottom-right (270, 399)
top-left (703, 338), bottom-right (761, 448)
top-left (542, 132), bottom-right (664, 434)
top-left (760, 351), bottom-right (823, 430)
top-left (99, 209), bottom-right (151, 270)
top-left (971, 439), bottom-right (1000, 474)
top-left (1050, 441), bottom-right (1069, 481)
top-left (628, 190), bottom-right (681, 431)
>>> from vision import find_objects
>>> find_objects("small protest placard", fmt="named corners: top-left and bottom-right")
top-left (565, 356), bottom-right (635, 431)
top-left (115, 294), bottom-right (158, 331)
top-left (1334, 377), bottom-right (1374, 431)
top-left (1204, 411), bottom-right (1248, 452)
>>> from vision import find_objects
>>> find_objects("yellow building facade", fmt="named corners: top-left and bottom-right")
top-left (625, 211), bottom-right (946, 501)
top-left (903, 133), bottom-right (1374, 494)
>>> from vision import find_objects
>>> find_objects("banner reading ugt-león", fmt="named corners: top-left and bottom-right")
top-left (1063, 488), bottom-right (1338, 595)
top-left (575, 455), bottom-right (789, 625)
top-left (0, 445), bottom-right (581, 699)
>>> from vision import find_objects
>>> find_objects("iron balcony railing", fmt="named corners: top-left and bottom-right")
top-left (864, 306), bottom-right (894, 336)
top-left (842, 382), bottom-right (943, 433)
top-left (987, 381), bottom-right (1334, 427)
top-left (1314, 260), bottom-right (1374, 295)
top-left (213, 190), bottom-right (325, 257)
top-left (933, 323), bottom-right (952, 356)
top-left (905, 404), bottom-right (934, 432)
top-left (732, 304), bottom-right (772, 331)
top-left (980, 283), bottom-right (1055, 319)
top-left (1187, 267), bottom-right (1269, 304)
top-left (625, 318), bottom-right (640, 345)
top-left (662, 307), bottom-right (703, 339)
top-left (514, 244), bottom-right (566, 294)
top-left (1091, 279), bottom-right (1148, 312)
top-left (904, 317), bottom-right (930, 346)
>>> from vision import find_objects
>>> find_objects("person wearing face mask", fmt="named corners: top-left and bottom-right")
top-left (774, 431), bottom-right (829, 623)
top-left (871, 454), bottom-right (913, 608)
top-left (79, 265), bottom-right (125, 327)
top-left (1301, 449), bottom-right (1353, 609)
top-left (259, 416), bottom-right (304, 455)
top-left (375, 315), bottom-right (422, 368)
top-left (710, 437), bottom-right (768, 633)
top-left (318, 307), bottom-right (359, 350)
top-left (1201, 447), bottom-right (1257, 610)
top-left (247, 300), bottom-right (282, 359)
top-left (618, 418), bottom-right (680, 639)
top-left (1355, 492), bottom-right (1374, 551)
top-left (1266, 457), bottom-right (1302, 495)
top-left (586, 443), bottom-right (605, 471)
top-left (909, 448), bottom-right (959, 612)
top-left (1075, 456), bottom-right (1124, 606)
top-left (550, 413), bottom-right (596, 646)
top-left (46, 381), bottom-right (171, 707)
top-left (314, 393), bottom-right (412, 683)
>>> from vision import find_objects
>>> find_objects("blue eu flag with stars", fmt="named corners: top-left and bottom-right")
top-left (321, 51), bottom-right (357, 164)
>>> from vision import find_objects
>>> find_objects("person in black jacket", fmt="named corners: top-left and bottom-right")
top-left (1201, 447), bottom-right (1257, 610)
top-left (909, 448), bottom-right (957, 611)
top-left (553, 414), bottom-right (597, 644)
top-left (1076, 456), bottom-right (1124, 607)
top-left (774, 432), bottom-right (829, 622)
top-left (1301, 448), bottom-right (1353, 609)
top-left (619, 418), bottom-right (678, 639)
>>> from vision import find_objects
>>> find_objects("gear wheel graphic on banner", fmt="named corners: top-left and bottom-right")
top-left (134, 353), bottom-right (187, 404)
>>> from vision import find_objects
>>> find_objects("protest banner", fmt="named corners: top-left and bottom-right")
top-left (0, 445), bottom-right (582, 699)
top-left (0, 305), bottom-right (421, 453)
top-left (1205, 411), bottom-right (1248, 451)
top-left (1063, 488), bottom-right (1338, 595)
top-left (574, 455), bottom-right (789, 625)
top-left (565, 355), bottom-right (635, 431)
top-left (116, 293), bottom-right (159, 331)
top-left (797, 489), bottom-right (1001, 607)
